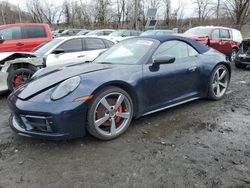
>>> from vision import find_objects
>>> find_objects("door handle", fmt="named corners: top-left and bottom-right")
top-left (188, 66), bottom-right (197, 72)
top-left (77, 55), bottom-right (86, 58)
top-left (16, 42), bottom-right (24, 46)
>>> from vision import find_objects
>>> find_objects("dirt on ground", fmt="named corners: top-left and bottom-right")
top-left (0, 66), bottom-right (249, 188)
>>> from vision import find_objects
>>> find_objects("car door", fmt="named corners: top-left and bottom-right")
top-left (142, 40), bottom-right (200, 112)
top-left (0, 26), bottom-right (23, 52)
top-left (46, 38), bottom-right (84, 66)
top-left (83, 38), bottom-right (108, 62)
top-left (219, 29), bottom-right (232, 55)
top-left (209, 29), bottom-right (222, 52)
top-left (20, 26), bottom-right (49, 52)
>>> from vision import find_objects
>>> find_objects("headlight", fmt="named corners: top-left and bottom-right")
top-left (51, 76), bottom-right (81, 100)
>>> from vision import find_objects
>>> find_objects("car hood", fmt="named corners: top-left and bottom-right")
top-left (14, 63), bottom-right (112, 100)
top-left (184, 35), bottom-right (209, 45)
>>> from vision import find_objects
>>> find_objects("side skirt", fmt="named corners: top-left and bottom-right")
top-left (141, 97), bottom-right (200, 117)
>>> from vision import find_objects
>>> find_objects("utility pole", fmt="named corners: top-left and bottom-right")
top-left (134, 0), bottom-right (139, 30)
top-left (18, 3), bottom-right (22, 23)
top-left (1, 6), bottom-right (5, 25)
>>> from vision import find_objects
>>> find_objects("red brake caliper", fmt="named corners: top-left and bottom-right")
top-left (115, 105), bottom-right (123, 123)
top-left (14, 75), bottom-right (22, 87)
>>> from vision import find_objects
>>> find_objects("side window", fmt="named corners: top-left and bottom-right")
top-left (153, 40), bottom-right (189, 59)
top-left (220, 29), bottom-right (230, 39)
top-left (187, 45), bottom-right (199, 56)
top-left (211, 29), bottom-right (220, 39)
top-left (56, 39), bottom-right (82, 53)
top-left (85, 38), bottom-right (106, 50)
top-left (22, 26), bottom-right (47, 38)
top-left (102, 39), bottom-right (114, 48)
top-left (0, 27), bottom-right (22, 40)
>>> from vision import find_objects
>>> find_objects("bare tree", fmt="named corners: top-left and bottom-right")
top-left (223, 0), bottom-right (250, 29)
top-left (194, 0), bottom-right (213, 24)
top-left (163, 0), bottom-right (171, 26)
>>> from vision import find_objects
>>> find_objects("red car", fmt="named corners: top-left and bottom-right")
top-left (184, 26), bottom-right (243, 61)
top-left (0, 23), bottom-right (52, 52)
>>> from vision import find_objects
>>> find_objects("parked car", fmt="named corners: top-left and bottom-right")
top-left (86, 29), bottom-right (115, 36)
top-left (0, 36), bottom-right (116, 92)
top-left (7, 35), bottom-right (231, 140)
top-left (0, 23), bottom-right (52, 52)
top-left (140, 29), bottom-right (175, 36)
top-left (59, 29), bottom-right (83, 37)
top-left (76, 30), bottom-right (91, 36)
top-left (234, 38), bottom-right (250, 68)
top-left (106, 30), bottom-right (142, 42)
top-left (109, 30), bottom-right (142, 37)
top-left (52, 29), bottom-right (64, 37)
top-left (184, 26), bottom-right (243, 61)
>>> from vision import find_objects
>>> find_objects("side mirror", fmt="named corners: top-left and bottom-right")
top-left (0, 34), bottom-right (5, 42)
top-left (52, 49), bottom-right (65, 54)
top-left (153, 55), bottom-right (175, 66)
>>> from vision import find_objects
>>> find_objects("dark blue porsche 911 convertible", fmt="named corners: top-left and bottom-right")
top-left (7, 35), bottom-right (231, 140)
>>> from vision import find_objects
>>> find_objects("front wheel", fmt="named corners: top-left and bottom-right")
top-left (7, 68), bottom-right (35, 92)
top-left (230, 49), bottom-right (238, 62)
top-left (208, 64), bottom-right (230, 100)
top-left (87, 87), bottom-right (134, 140)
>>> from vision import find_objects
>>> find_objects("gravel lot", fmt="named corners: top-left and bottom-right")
top-left (0, 66), bottom-right (249, 188)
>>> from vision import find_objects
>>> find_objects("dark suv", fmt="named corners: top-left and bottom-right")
top-left (234, 38), bottom-right (250, 68)
top-left (184, 26), bottom-right (243, 61)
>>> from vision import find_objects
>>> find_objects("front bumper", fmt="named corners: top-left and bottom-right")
top-left (235, 57), bottom-right (250, 65)
top-left (0, 71), bottom-right (8, 93)
top-left (7, 94), bottom-right (89, 140)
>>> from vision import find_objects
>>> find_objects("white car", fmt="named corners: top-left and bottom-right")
top-left (0, 36), bottom-right (116, 92)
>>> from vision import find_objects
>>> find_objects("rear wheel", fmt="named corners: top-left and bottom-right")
top-left (208, 64), bottom-right (230, 100)
top-left (87, 87), bottom-right (133, 140)
top-left (7, 68), bottom-right (35, 92)
top-left (230, 48), bottom-right (238, 62)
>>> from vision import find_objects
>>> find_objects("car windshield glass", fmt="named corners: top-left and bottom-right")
top-left (140, 30), bottom-right (173, 36)
top-left (184, 28), bottom-right (212, 36)
top-left (140, 30), bottom-right (157, 36)
top-left (109, 30), bottom-right (125, 36)
top-left (33, 39), bottom-right (63, 56)
top-left (86, 30), bottom-right (100, 36)
top-left (94, 38), bottom-right (156, 65)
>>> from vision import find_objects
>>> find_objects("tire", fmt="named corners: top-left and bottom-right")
top-left (230, 48), bottom-right (238, 62)
top-left (7, 68), bottom-right (35, 92)
top-left (208, 64), bottom-right (230, 100)
top-left (87, 86), bottom-right (134, 140)
top-left (235, 62), bottom-right (247, 69)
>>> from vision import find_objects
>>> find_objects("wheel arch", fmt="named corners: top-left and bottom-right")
top-left (91, 81), bottom-right (139, 117)
top-left (7, 62), bottom-right (38, 73)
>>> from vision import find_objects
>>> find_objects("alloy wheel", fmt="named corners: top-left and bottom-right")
top-left (212, 67), bottom-right (229, 98)
top-left (93, 92), bottom-right (132, 137)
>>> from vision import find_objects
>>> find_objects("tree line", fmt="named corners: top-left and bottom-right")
top-left (0, 0), bottom-right (249, 31)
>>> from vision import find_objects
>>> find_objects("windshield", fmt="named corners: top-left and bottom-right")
top-left (76, 30), bottom-right (88, 35)
top-left (33, 38), bottom-right (63, 56)
top-left (86, 30), bottom-right (100, 36)
top-left (140, 30), bottom-right (174, 36)
top-left (109, 30), bottom-right (125, 36)
top-left (184, 28), bottom-right (212, 36)
top-left (94, 38), bottom-right (156, 65)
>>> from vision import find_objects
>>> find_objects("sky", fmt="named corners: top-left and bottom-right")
top-left (8, 0), bottom-right (196, 18)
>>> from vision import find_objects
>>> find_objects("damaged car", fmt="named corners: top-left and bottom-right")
top-left (0, 36), bottom-right (116, 92)
top-left (8, 35), bottom-right (231, 140)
